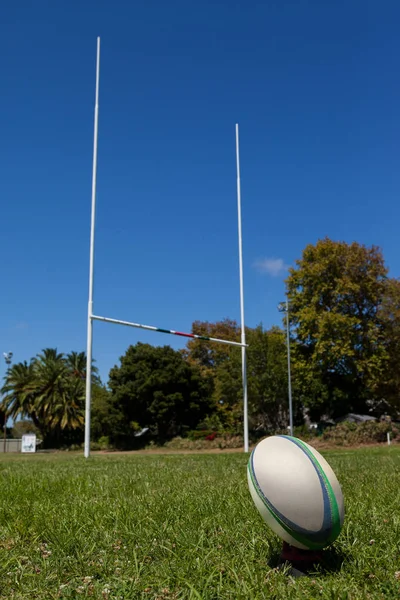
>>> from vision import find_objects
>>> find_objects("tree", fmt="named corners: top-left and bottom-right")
top-left (91, 383), bottom-right (114, 441)
top-left (11, 420), bottom-right (40, 439)
top-left (286, 238), bottom-right (389, 420)
top-left (66, 351), bottom-right (101, 385)
top-left (184, 319), bottom-right (241, 371)
top-left (183, 319), bottom-right (241, 430)
top-left (247, 325), bottom-right (292, 432)
top-left (66, 351), bottom-right (87, 379)
top-left (1, 349), bottom-right (98, 447)
top-left (1, 361), bottom-right (38, 425)
top-left (33, 349), bottom-right (85, 434)
top-left (376, 278), bottom-right (400, 414)
top-left (108, 342), bottom-right (213, 446)
top-left (184, 320), bottom-right (292, 434)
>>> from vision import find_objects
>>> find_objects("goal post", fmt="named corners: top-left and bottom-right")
top-left (84, 37), bottom-right (249, 457)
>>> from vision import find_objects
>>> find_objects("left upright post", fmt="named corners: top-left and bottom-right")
top-left (85, 36), bottom-right (101, 459)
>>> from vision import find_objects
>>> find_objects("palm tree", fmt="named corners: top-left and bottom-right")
top-left (66, 351), bottom-right (87, 379)
top-left (33, 348), bottom-right (85, 434)
top-left (65, 351), bottom-right (99, 382)
top-left (0, 360), bottom-right (40, 428)
top-left (1, 348), bottom-right (95, 446)
top-left (44, 376), bottom-right (85, 430)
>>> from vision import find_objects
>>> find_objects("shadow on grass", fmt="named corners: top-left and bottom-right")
top-left (315, 546), bottom-right (351, 574)
top-left (267, 544), bottom-right (350, 578)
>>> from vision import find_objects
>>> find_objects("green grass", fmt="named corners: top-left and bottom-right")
top-left (0, 448), bottom-right (399, 599)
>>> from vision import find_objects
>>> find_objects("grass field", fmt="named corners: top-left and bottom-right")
top-left (0, 447), bottom-right (399, 599)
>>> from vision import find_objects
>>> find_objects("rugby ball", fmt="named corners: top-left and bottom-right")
top-left (247, 435), bottom-right (344, 550)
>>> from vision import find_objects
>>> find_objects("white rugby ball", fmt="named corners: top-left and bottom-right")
top-left (247, 435), bottom-right (344, 550)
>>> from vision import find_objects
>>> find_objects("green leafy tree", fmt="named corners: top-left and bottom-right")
top-left (184, 319), bottom-right (240, 371)
top-left (91, 383), bottom-right (114, 441)
top-left (376, 278), bottom-right (400, 414)
top-left (184, 320), bottom-right (293, 433)
top-left (286, 237), bottom-right (389, 420)
top-left (247, 325), bottom-right (292, 432)
top-left (183, 319), bottom-right (242, 431)
top-left (108, 343), bottom-right (213, 446)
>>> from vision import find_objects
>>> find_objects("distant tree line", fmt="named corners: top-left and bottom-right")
top-left (2, 238), bottom-right (400, 449)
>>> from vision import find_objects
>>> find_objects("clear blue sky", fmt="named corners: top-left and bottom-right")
top-left (1, 0), bottom-right (400, 384)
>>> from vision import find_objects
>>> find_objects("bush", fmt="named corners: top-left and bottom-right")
top-left (98, 436), bottom-right (111, 449)
top-left (293, 424), bottom-right (319, 441)
top-left (188, 430), bottom-right (216, 440)
top-left (318, 420), bottom-right (399, 446)
top-left (158, 435), bottom-right (244, 451)
top-left (271, 425), bottom-right (319, 441)
top-left (90, 436), bottom-right (113, 451)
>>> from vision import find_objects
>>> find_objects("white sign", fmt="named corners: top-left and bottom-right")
top-left (21, 434), bottom-right (36, 453)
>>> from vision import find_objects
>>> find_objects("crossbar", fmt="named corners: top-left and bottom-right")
top-left (91, 314), bottom-right (248, 347)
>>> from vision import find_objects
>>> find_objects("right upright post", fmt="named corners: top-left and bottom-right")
top-left (85, 36), bottom-right (101, 459)
top-left (285, 298), bottom-right (294, 437)
top-left (278, 300), bottom-right (294, 436)
top-left (235, 124), bottom-right (249, 453)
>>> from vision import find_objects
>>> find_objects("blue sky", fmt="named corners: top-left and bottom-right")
top-left (1, 0), bottom-right (400, 384)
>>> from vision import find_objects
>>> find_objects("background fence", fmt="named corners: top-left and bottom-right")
top-left (0, 439), bottom-right (23, 453)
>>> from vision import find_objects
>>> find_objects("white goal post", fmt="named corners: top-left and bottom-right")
top-left (84, 37), bottom-right (249, 457)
